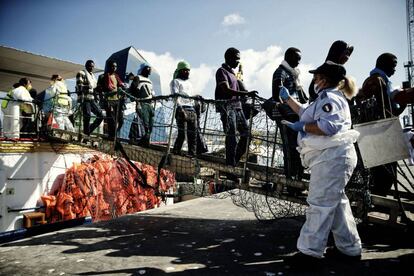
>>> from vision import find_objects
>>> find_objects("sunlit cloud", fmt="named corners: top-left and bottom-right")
top-left (190, 64), bottom-right (216, 97)
top-left (216, 13), bottom-right (249, 39)
top-left (137, 49), bottom-right (215, 96)
top-left (222, 13), bottom-right (246, 26)
top-left (138, 45), bottom-right (314, 99)
top-left (240, 46), bottom-right (314, 99)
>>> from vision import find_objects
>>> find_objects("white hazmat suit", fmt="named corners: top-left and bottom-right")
top-left (2, 86), bottom-right (34, 138)
top-left (296, 87), bottom-right (362, 258)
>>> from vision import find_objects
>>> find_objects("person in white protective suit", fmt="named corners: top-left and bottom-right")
top-left (280, 61), bottom-right (362, 269)
top-left (45, 75), bottom-right (74, 132)
top-left (1, 78), bottom-right (34, 138)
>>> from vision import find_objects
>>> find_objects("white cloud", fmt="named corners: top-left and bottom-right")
top-left (240, 46), bottom-right (314, 99)
top-left (137, 49), bottom-right (215, 96)
top-left (222, 13), bottom-right (246, 26)
top-left (189, 64), bottom-right (215, 96)
top-left (138, 45), bottom-right (314, 100)
top-left (136, 50), bottom-right (176, 94)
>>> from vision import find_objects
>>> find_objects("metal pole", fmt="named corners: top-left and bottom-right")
top-left (51, 94), bottom-right (57, 138)
top-left (77, 98), bottom-right (83, 142)
top-left (112, 90), bottom-right (124, 153)
top-left (242, 97), bottom-right (255, 185)
top-left (34, 102), bottom-right (40, 139)
top-left (166, 96), bottom-right (178, 154)
top-left (202, 102), bottom-right (209, 136)
top-left (270, 126), bottom-right (279, 167)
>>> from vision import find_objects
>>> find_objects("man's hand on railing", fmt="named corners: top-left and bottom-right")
top-left (248, 90), bottom-right (258, 97)
top-left (122, 83), bottom-right (129, 90)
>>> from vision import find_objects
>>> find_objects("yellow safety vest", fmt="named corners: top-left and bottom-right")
top-left (1, 89), bottom-right (14, 109)
top-left (53, 81), bottom-right (71, 108)
top-left (56, 93), bottom-right (71, 107)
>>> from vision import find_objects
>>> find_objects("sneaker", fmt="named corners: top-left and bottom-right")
top-left (324, 246), bottom-right (361, 261)
top-left (284, 252), bottom-right (323, 271)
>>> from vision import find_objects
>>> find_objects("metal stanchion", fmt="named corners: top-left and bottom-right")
top-left (166, 96), bottom-right (178, 155)
top-left (202, 102), bottom-right (209, 136)
top-left (33, 102), bottom-right (40, 139)
top-left (77, 100), bottom-right (83, 142)
top-left (50, 95), bottom-right (57, 138)
top-left (270, 126), bottom-right (279, 168)
top-left (112, 92), bottom-right (123, 152)
top-left (242, 96), bottom-right (255, 185)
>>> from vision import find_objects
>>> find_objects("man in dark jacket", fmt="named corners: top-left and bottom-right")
top-left (272, 47), bottom-right (307, 183)
top-left (129, 63), bottom-right (155, 146)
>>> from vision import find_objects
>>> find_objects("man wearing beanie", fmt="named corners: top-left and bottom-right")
top-left (170, 61), bottom-right (197, 156)
top-left (129, 63), bottom-right (155, 146)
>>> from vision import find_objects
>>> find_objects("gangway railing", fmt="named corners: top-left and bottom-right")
top-left (1, 91), bottom-right (413, 225)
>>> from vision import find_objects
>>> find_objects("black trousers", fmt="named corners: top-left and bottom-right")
top-left (82, 100), bottom-right (103, 135)
top-left (105, 100), bottom-right (124, 138)
top-left (173, 108), bottom-right (197, 156)
top-left (276, 113), bottom-right (304, 179)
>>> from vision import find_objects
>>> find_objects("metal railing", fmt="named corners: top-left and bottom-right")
top-left (3, 90), bottom-right (413, 223)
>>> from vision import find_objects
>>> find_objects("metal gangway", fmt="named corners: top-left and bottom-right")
top-left (2, 92), bottom-right (414, 226)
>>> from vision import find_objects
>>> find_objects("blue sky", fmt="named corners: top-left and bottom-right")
top-left (0, 0), bottom-right (409, 98)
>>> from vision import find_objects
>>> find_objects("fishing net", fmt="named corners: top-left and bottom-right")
top-left (41, 155), bottom-right (176, 222)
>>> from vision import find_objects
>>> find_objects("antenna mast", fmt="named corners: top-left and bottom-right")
top-left (405, 0), bottom-right (414, 87)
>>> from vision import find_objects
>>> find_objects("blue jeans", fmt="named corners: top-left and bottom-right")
top-left (220, 108), bottom-right (249, 166)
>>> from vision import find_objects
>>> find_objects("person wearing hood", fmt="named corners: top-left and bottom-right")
top-left (129, 62), bottom-right (155, 146)
top-left (170, 61), bottom-right (197, 156)
top-left (281, 62), bottom-right (362, 269)
top-left (309, 40), bottom-right (354, 103)
top-left (272, 47), bottom-right (307, 186)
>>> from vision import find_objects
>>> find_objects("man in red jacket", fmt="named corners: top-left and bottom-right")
top-left (97, 60), bottom-right (126, 139)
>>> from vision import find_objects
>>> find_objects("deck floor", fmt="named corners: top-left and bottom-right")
top-left (0, 193), bottom-right (413, 275)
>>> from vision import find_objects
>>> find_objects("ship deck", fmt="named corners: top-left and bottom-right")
top-left (0, 194), bottom-right (412, 275)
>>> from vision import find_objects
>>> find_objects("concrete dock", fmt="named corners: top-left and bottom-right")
top-left (0, 194), bottom-right (413, 275)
